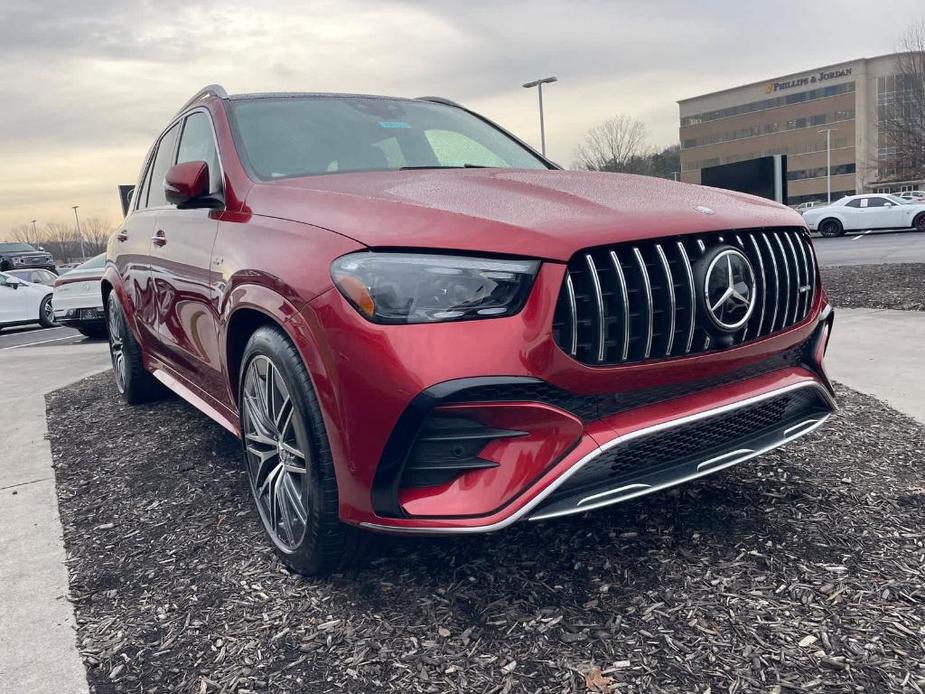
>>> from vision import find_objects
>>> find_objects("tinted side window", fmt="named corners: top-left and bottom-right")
top-left (146, 123), bottom-right (181, 208)
top-left (866, 197), bottom-right (887, 208)
top-left (177, 112), bottom-right (222, 194)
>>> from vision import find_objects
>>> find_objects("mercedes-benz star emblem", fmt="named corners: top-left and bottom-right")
top-left (700, 247), bottom-right (756, 333)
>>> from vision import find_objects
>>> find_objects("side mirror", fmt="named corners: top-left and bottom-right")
top-left (885, 202), bottom-right (893, 207)
top-left (164, 161), bottom-right (219, 209)
top-left (6, 276), bottom-right (23, 289)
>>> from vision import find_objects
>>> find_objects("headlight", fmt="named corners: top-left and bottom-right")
top-left (331, 252), bottom-right (540, 324)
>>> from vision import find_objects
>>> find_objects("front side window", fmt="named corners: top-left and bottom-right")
top-left (146, 123), bottom-right (181, 208)
top-left (228, 96), bottom-right (549, 181)
top-left (177, 112), bottom-right (222, 194)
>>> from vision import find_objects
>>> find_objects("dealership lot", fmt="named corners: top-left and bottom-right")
top-left (0, 325), bottom-right (85, 351)
top-left (813, 229), bottom-right (925, 267)
top-left (1, 261), bottom-right (923, 693)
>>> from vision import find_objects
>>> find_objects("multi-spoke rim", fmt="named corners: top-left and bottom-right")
top-left (107, 301), bottom-right (126, 392)
top-left (241, 354), bottom-right (309, 551)
top-left (42, 297), bottom-right (54, 323)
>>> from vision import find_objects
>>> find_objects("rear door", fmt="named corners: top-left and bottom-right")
top-left (0, 273), bottom-right (42, 324)
top-left (148, 110), bottom-right (225, 402)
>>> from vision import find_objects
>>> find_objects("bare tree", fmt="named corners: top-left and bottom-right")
top-left (7, 219), bottom-right (113, 263)
top-left (878, 22), bottom-right (925, 183)
top-left (8, 223), bottom-right (41, 246)
top-left (573, 115), bottom-right (651, 173)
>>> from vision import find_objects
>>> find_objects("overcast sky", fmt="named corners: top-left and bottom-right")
top-left (1, 0), bottom-right (921, 236)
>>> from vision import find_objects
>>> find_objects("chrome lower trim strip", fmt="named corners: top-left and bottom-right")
top-left (358, 381), bottom-right (835, 535)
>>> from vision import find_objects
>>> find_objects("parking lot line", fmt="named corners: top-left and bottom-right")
top-left (0, 335), bottom-right (83, 351)
top-left (852, 229), bottom-right (874, 241)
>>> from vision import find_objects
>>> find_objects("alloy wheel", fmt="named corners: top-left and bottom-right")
top-left (241, 354), bottom-right (309, 551)
top-left (43, 298), bottom-right (54, 324)
top-left (107, 301), bottom-right (126, 392)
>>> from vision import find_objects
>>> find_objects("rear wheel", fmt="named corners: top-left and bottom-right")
top-left (238, 325), bottom-right (368, 576)
top-left (914, 213), bottom-right (925, 232)
top-left (38, 296), bottom-right (55, 328)
top-left (819, 219), bottom-right (844, 237)
top-left (107, 295), bottom-right (162, 404)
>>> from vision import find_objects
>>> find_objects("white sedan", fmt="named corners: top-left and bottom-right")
top-left (53, 254), bottom-right (106, 338)
top-left (803, 194), bottom-right (925, 237)
top-left (0, 271), bottom-right (55, 330)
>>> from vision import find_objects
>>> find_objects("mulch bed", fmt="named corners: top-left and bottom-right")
top-left (820, 263), bottom-right (925, 311)
top-left (47, 374), bottom-right (924, 693)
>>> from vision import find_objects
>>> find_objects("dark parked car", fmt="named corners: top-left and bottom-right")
top-left (0, 243), bottom-right (55, 273)
top-left (104, 85), bottom-right (836, 575)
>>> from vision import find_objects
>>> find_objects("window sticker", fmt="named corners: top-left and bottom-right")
top-left (379, 121), bottom-right (411, 129)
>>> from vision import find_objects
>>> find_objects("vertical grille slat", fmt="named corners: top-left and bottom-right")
top-left (654, 244), bottom-right (676, 357)
top-left (675, 241), bottom-right (696, 354)
top-left (585, 254), bottom-right (606, 363)
top-left (555, 228), bottom-right (818, 366)
top-left (782, 231), bottom-right (802, 323)
top-left (564, 274), bottom-right (578, 356)
top-left (632, 247), bottom-right (654, 359)
top-left (609, 250), bottom-right (631, 361)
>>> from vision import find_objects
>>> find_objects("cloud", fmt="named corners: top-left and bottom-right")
top-left (0, 0), bottom-right (920, 233)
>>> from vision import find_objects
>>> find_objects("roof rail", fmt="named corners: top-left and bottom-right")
top-left (416, 96), bottom-right (463, 108)
top-left (174, 84), bottom-right (229, 117)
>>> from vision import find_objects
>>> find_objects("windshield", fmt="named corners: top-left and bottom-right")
top-left (0, 243), bottom-right (37, 252)
top-left (228, 96), bottom-right (549, 181)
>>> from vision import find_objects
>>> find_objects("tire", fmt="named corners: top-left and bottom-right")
top-left (914, 213), bottom-right (925, 232)
top-left (238, 325), bottom-right (368, 576)
top-left (77, 324), bottom-right (108, 339)
top-left (38, 295), bottom-right (55, 328)
top-left (106, 294), bottom-right (162, 404)
top-left (819, 219), bottom-right (844, 238)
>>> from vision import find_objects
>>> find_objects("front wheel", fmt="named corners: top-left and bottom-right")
top-left (914, 213), bottom-right (925, 232)
top-left (819, 219), bottom-right (844, 237)
top-left (238, 325), bottom-right (368, 575)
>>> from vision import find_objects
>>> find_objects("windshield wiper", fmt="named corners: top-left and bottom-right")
top-left (398, 164), bottom-right (493, 170)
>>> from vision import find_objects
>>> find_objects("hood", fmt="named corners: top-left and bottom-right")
top-left (245, 169), bottom-right (805, 262)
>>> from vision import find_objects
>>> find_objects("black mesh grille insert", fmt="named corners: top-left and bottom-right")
top-left (552, 228), bottom-right (818, 366)
top-left (539, 387), bottom-right (825, 507)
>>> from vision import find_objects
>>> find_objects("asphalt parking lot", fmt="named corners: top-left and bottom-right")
top-left (812, 229), bottom-right (925, 267)
top-left (0, 325), bottom-right (86, 350)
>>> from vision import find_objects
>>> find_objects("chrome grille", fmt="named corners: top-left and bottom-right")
top-left (552, 228), bottom-right (817, 366)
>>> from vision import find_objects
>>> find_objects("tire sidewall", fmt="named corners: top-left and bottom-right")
top-left (820, 219), bottom-right (843, 237)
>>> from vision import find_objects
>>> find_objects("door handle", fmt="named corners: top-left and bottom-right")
top-left (151, 230), bottom-right (167, 247)
top-left (116, 230), bottom-right (128, 242)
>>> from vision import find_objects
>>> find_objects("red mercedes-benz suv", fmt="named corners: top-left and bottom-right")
top-left (104, 85), bottom-right (835, 575)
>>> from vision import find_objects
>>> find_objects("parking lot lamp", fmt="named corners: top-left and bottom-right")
top-left (72, 205), bottom-right (86, 260)
top-left (30, 219), bottom-right (37, 236)
top-left (818, 128), bottom-right (838, 204)
top-left (522, 76), bottom-right (558, 157)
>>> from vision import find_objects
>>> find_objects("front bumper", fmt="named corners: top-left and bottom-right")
top-left (305, 264), bottom-right (835, 534)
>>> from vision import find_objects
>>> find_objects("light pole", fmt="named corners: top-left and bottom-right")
top-left (522, 76), bottom-right (557, 157)
top-left (818, 128), bottom-right (838, 204)
top-left (72, 205), bottom-right (86, 260)
top-left (30, 219), bottom-right (37, 236)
